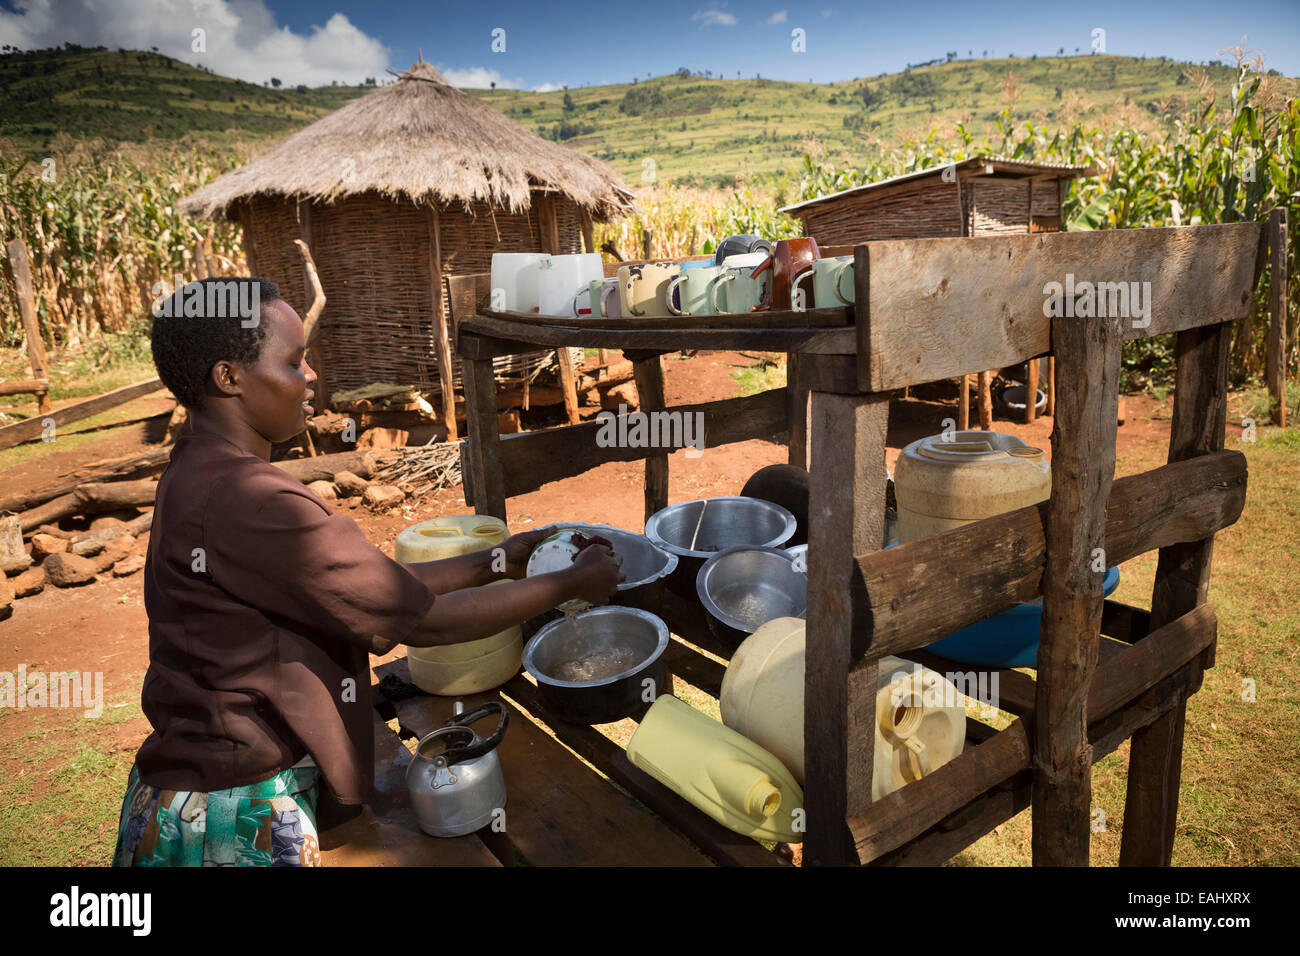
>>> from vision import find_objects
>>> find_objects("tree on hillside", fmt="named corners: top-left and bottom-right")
top-left (270, 77), bottom-right (281, 88)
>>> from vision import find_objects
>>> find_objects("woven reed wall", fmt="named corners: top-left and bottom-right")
top-left (970, 178), bottom-right (1031, 235)
top-left (795, 179), bottom-right (963, 244)
top-left (238, 191), bottom-right (586, 403)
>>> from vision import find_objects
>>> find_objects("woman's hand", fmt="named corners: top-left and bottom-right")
top-left (567, 544), bottom-right (625, 605)
top-left (497, 525), bottom-right (557, 579)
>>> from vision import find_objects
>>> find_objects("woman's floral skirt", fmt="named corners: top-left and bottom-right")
top-left (112, 763), bottom-right (322, 867)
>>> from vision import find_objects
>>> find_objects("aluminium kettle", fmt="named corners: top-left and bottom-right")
top-left (406, 701), bottom-right (508, 837)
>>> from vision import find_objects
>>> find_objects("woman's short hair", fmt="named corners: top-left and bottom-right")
top-left (151, 277), bottom-right (281, 409)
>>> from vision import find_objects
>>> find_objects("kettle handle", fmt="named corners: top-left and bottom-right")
top-left (442, 702), bottom-right (509, 765)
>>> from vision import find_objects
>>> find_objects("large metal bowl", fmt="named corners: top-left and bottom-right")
top-left (645, 496), bottom-right (797, 596)
top-left (697, 546), bottom-right (807, 647)
top-left (553, 522), bottom-right (677, 614)
top-left (523, 606), bottom-right (670, 724)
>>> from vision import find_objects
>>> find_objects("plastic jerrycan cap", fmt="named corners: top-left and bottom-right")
top-left (712, 759), bottom-right (782, 821)
top-left (878, 671), bottom-right (932, 781)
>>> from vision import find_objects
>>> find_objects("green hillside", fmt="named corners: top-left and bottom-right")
top-left (2, 44), bottom-right (1293, 188)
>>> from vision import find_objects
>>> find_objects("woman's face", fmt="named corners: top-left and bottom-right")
top-left (231, 298), bottom-right (317, 444)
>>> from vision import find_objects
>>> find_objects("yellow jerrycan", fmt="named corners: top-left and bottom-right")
top-left (394, 516), bottom-right (520, 695)
top-left (720, 617), bottom-right (966, 800)
top-left (626, 694), bottom-right (804, 843)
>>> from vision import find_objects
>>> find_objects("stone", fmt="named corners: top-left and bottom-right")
top-left (89, 514), bottom-right (128, 532)
top-left (131, 532), bottom-right (150, 556)
top-left (91, 535), bottom-right (136, 574)
top-left (13, 565), bottom-right (46, 598)
top-left (308, 479), bottom-right (338, 501)
top-left (600, 381), bottom-right (639, 411)
top-left (0, 575), bottom-right (12, 620)
top-left (362, 484), bottom-right (405, 512)
top-left (43, 552), bottom-right (98, 587)
top-left (112, 554), bottom-right (146, 577)
top-left (357, 427), bottom-right (410, 451)
top-left (30, 533), bottom-right (68, 561)
top-left (333, 470), bottom-right (370, 498)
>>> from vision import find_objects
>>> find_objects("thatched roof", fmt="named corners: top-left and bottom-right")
top-left (182, 60), bottom-right (635, 221)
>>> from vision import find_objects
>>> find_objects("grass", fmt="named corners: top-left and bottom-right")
top-left (730, 354), bottom-right (788, 396)
top-left (0, 342), bottom-right (157, 469)
top-left (952, 419), bottom-right (1300, 866)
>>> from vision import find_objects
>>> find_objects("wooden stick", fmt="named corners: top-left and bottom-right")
top-left (424, 207), bottom-right (459, 441)
top-left (1265, 207), bottom-right (1289, 427)
top-left (2, 446), bottom-right (171, 515)
top-left (579, 208), bottom-right (595, 255)
top-left (0, 377), bottom-right (164, 452)
top-left (1047, 356), bottom-right (1056, 417)
top-left (632, 355), bottom-right (669, 522)
top-left (1120, 320), bottom-right (1232, 866)
top-left (7, 238), bottom-right (51, 415)
top-left (958, 373), bottom-right (970, 431)
top-left (19, 479), bottom-right (158, 531)
top-left (463, 357), bottom-right (507, 519)
top-left (556, 349), bottom-right (581, 425)
top-left (786, 352), bottom-right (809, 469)
top-left (978, 371), bottom-right (992, 429)
top-left (1025, 357), bottom-right (1039, 423)
top-left (0, 379), bottom-right (49, 397)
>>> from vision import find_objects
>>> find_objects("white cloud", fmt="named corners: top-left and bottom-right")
top-left (437, 65), bottom-right (525, 89)
top-left (0, 0), bottom-right (390, 87)
top-left (692, 9), bottom-right (738, 26)
top-left (766, 10), bottom-right (788, 24)
top-left (530, 82), bottom-right (566, 93)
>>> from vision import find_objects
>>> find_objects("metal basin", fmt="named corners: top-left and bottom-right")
top-left (554, 522), bottom-right (677, 614)
top-left (523, 606), bottom-right (670, 724)
top-left (645, 496), bottom-right (797, 596)
top-left (697, 546), bottom-right (807, 647)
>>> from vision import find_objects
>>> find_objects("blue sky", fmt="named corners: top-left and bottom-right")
top-left (1, 0), bottom-right (1297, 88)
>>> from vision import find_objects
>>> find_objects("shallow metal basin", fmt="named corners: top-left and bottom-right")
top-left (697, 545), bottom-right (807, 647)
top-left (645, 496), bottom-right (796, 596)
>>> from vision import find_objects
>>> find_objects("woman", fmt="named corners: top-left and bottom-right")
top-left (113, 278), bottom-right (621, 866)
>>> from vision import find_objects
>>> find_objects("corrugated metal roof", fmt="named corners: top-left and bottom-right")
top-left (781, 155), bottom-right (1097, 214)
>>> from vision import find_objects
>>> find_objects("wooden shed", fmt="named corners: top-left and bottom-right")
top-left (181, 59), bottom-right (634, 421)
top-left (781, 156), bottom-right (1095, 244)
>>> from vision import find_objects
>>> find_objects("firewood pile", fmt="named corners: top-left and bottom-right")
top-left (0, 440), bottom-right (466, 620)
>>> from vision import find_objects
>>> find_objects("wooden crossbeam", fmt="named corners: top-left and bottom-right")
top-left (852, 450), bottom-right (1246, 662)
top-left (855, 223), bottom-right (1264, 390)
top-left (847, 605), bottom-right (1216, 864)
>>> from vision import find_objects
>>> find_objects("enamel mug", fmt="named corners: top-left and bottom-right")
top-left (709, 252), bottom-right (772, 314)
top-left (619, 262), bottom-right (678, 317)
top-left (573, 277), bottom-right (621, 317)
top-left (808, 256), bottom-right (855, 309)
top-left (666, 263), bottom-right (722, 316)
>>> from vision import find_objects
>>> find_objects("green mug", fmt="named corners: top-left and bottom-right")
top-left (807, 256), bottom-right (854, 309)
top-left (666, 264), bottom-right (721, 316)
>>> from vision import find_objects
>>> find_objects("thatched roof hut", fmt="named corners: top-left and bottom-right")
top-left (782, 156), bottom-right (1094, 243)
top-left (182, 59), bottom-right (634, 410)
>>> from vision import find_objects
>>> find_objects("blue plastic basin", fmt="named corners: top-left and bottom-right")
top-left (925, 565), bottom-right (1121, 668)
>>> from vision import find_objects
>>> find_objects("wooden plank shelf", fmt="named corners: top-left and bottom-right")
top-left (431, 221), bottom-right (1272, 868)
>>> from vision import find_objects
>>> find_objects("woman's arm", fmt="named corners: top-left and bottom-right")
top-left (403, 549), bottom-right (499, 594)
top-left (404, 545), bottom-right (623, 647)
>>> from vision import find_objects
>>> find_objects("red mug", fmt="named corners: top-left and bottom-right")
top-left (750, 238), bottom-right (820, 311)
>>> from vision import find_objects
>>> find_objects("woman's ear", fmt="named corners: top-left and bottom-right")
top-left (210, 360), bottom-right (242, 398)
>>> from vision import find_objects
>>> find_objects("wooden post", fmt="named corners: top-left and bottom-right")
top-left (425, 206), bottom-right (459, 441)
top-left (579, 207), bottom-right (595, 255)
top-left (632, 355), bottom-right (669, 523)
top-left (296, 199), bottom-right (328, 414)
top-left (1032, 311), bottom-right (1121, 866)
top-left (463, 356), bottom-right (507, 520)
top-left (1025, 356), bottom-right (1039, 423)
top-left (192, 239), bottom-right (210, 280)
top-left (786, 352), bottom-right (809, 469)
top-left (8, 239), bottom-right (51, 415)
top-left (803, 388), bottom-right (889, 866)
top-left (1119, 322), bottom-right (1232, 867)
top-left (537, 194), bottom-right (581, 424)
top-left (978, 370), bottom-right (993, 429)
top-left (642, 230), bottom-right (653, 259)
top-left (237, 203), bottom-right (258, 275)
top-left (1047, 356), bottom-right (1056, 418)
top-left (958, 373), bottom-right (970, 431)
top-left (1266, 208), bottom-right (1289, 427)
